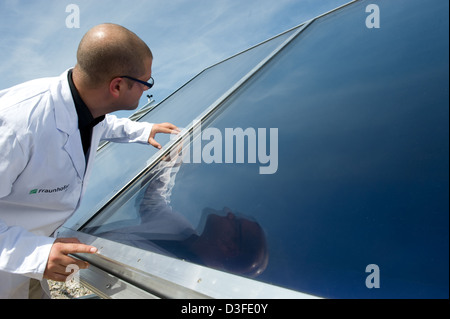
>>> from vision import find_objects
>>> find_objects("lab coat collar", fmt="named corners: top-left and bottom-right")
top-left (52, 69), bottom-right (86, 179)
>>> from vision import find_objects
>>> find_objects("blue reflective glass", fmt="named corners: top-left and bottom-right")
top-left (82, 0), bottom-right (449, 298)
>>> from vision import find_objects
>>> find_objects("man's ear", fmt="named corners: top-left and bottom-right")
top-left (109, 77), bottom-right (123, 98)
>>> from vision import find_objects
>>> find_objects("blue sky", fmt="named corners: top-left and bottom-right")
top-left (0, 0), bottom-right (350, 116)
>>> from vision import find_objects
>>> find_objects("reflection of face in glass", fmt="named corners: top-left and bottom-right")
top-left (197, 208), bottom-right (269, 278)
top-left (202, 212), bottom-right (241, 258)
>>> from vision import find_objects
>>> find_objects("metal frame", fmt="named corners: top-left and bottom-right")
top-left (56, 227), bottom-right (319, 299)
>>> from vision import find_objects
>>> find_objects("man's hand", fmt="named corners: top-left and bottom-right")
top-left (148, 122), bottom-right (180, 149)
top-left (43, 238), bottom-right (98, 282)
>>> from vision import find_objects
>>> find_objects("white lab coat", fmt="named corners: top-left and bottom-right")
top-left (0, 70), bottom-right (154, 298)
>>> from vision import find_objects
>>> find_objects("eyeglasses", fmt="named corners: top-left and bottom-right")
top-left (120, 75), bottom-right (154, 90)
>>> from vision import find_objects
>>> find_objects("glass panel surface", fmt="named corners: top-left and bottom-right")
top-left (83, 0), bottom-right (449, 298)
top-left (64, 27), bottom-right (299, 229)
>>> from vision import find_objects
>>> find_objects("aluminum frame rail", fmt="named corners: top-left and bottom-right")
top-left (56, 227), bottom-right (319, 299)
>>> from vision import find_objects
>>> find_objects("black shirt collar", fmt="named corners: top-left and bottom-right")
top-left (67, 69), bottom-right (105, 128)
top-left (68, 69), bottom-right (105, 158)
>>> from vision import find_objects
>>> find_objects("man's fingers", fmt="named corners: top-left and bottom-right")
top-left (58, 254), bottom-right (90, 269)
top-left (45, 239), bottom-right (98, 282)
top-left (44, 260), bottom-right (87, 282)
top-left (149, 138), bottom-right (162, 149)
top-left (148, 122), bottom-right (180, 149)
top-left (53, 243), bottom-right (94, 270)
top-left (44, 254), bottom-right (90, 282)
top-left (157, 122), bottom-right (180, 132)
top-left (59, 242), bottom-right (98, 255)
top-left (151, 123), bottom-right (180, 136)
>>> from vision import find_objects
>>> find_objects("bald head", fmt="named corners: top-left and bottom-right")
top-left (75, 23), bottom-right (153, 88)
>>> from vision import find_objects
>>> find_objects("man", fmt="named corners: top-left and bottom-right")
top-left (0, 23), bottom-right (179, 298)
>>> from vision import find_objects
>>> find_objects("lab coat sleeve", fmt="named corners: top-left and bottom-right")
top-left (100, 114), bottom-right (153, 144)
top-left (0, 221), bottom-right (55, 280)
